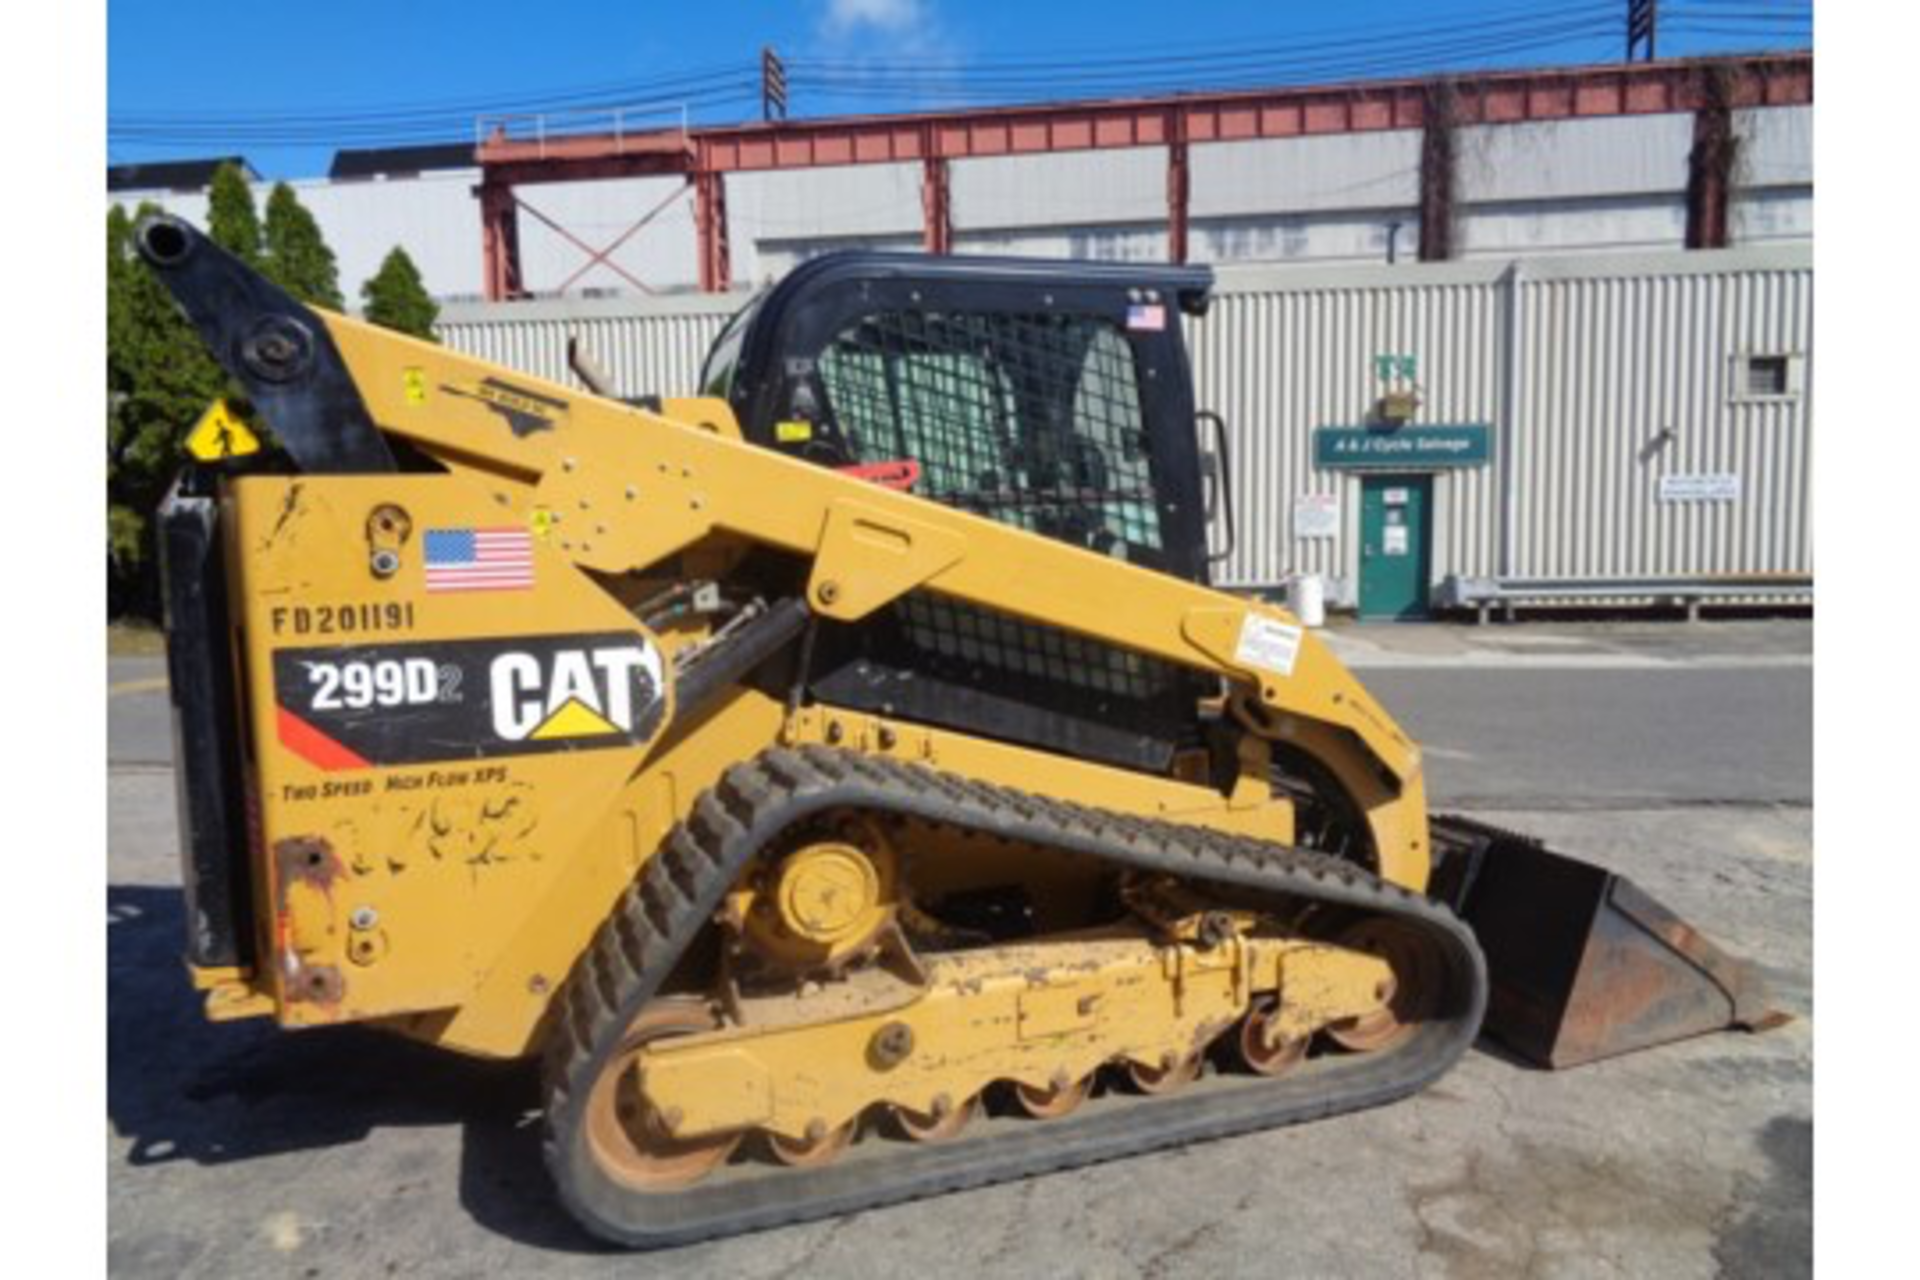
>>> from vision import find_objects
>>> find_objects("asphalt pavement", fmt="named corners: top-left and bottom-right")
top-left (107, 619), bottom-right (1813, 1278)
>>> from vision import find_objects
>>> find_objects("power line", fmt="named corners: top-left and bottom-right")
top-left (792, 10), bottom-right (1625, 93)
top-left (105, 3), bottom-right (1809, 157)
top-left (103, 3), bottom-right (1621, 141)
top-left (794, 3), bottom-right (1619, 74)
top-left (788, 17), bottom-right (1625, 99)
top-left (110, 62), bottom-right (758, 126)
top-left (110, 85), bottom-right (765, 146)
top-left (801, 0), bottom-right (1617, 68)
top-left (1668, 0), bottom-right (1810, 10)
top-left (109, 84), bottom-right (763, 136)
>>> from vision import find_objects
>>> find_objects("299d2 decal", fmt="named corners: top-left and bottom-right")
top-left (272, 632), bottom-right (667, 771)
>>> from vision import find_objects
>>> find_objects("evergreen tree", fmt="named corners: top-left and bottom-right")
top-left (263, 182), bottom-right (343, 309)
top-left (106, 205), bottom-right (140, 573)
top-left (107, 203), bottom-right (226, 614)
top-left (360, 247), bottom-right (439, 340)
top-left (205, 161), bottom-right (262, 264)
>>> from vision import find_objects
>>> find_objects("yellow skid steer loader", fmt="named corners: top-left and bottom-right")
top-left (136, 214), bottom-right (1778, 1246)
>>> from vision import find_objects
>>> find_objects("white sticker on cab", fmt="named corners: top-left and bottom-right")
top-left (1234, 614), bottom-right (1304, 679)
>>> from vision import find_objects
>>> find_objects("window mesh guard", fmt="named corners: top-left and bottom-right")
top-left (898, 596), bottom-right (1170, 702)
top-left (810, 308), bottom-right (1207, 758)
top-left (818, 310), bottom-right (1162, 562)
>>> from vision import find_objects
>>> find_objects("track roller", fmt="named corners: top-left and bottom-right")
top-left (1238, 1002), bottom-right (1310, 1076)
top-left (1127, 1049), bottom-right (1204, 1095)
top-left (767, 1119), bottom-right (858, 1168)
top-left (1014, 1073), bottom-right (1095, 1119)
top-left (891, 1093), bottom-right (980, 1143)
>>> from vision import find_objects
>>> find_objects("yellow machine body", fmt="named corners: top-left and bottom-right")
top-left (139, 215), bottom-right (1772, 1247)
top-left (192, 319), bottom-right (1431, 1059)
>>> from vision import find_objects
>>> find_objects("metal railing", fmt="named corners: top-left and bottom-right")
top-left (1435, 574), bottom-right (1814, 624)
top-left (475, 106), bottom-right (692, 160)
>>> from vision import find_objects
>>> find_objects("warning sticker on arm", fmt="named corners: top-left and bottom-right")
top-left (1234, 614), bottom-right (1304, 678)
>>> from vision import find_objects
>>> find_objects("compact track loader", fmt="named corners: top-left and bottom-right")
top-left (137, 215), bottom-right (1779, 1246)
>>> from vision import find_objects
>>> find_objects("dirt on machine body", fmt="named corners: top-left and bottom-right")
top-left (137, 214), bottom-right (1778, 1246)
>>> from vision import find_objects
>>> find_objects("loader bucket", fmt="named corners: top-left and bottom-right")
top-left (1429, 817), bottom-right (1787, 1069)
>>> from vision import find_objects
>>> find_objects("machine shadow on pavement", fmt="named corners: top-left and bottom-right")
top-left (107, 884), bottom-right (607, 1254)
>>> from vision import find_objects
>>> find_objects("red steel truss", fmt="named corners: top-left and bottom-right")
top-left (475, 52), bottom-right (1811, 297)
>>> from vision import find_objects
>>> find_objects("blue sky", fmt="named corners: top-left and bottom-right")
top-left (108, 0), bottom-right (1811, 179)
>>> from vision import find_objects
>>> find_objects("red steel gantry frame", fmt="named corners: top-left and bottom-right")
top-left (474, 52), bottom-right (1811, 298)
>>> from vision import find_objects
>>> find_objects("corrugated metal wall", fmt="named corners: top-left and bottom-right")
top-left (1510, 253), bottom-right (1814, 581)
top-left (438, 293), bottom-right (744, 401)
top-left (1188, 263), bottom-right (1507, 587)
top-left (435, 245), bottom-right (1812, 598)
top-left (1193, 247), bottom-right (1812, 592)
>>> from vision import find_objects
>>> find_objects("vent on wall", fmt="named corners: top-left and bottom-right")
top-left (1731, 353), bottom-right (1801, 402)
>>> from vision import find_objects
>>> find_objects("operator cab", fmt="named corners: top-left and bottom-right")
top-left (702, 251), bottom-right (1233, 774)
top-left (701, 251), bottom-right (1222, 584)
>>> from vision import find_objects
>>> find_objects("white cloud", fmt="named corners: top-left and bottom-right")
top-left (824, 0), bottom-right (928, 35)
top-left (813, 0), bottom-right (959, 100)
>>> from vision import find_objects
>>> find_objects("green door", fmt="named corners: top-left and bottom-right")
top-left (1359, 475), bottom-right (1432, 620)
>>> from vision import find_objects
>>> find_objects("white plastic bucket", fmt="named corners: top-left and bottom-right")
top-left (1286, 574), bottom-right (1326, 628)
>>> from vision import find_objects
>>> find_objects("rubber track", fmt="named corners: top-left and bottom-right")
top-left (542, 746), bottom-right (1488, 1248)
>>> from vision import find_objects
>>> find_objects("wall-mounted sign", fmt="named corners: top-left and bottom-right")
top-left (1314, 424), bottom-right (1492, 470)
top-left (1293, 493), bottom-right (1339, 539)
top-left (1658, 473), bottom-right (1741, 502)
top-left (1373, 354), bottom-right (1418, 382)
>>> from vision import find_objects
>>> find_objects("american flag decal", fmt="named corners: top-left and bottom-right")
top-left (423, 527), bottom-right (534, 593)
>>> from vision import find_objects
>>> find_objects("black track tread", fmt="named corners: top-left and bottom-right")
top-left (542, 746), bottom-right (1487, 1248)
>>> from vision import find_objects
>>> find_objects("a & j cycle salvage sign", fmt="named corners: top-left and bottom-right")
top-left (1314, 424), bottom-right (1492, 470)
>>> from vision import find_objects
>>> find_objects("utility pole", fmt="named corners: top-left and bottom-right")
top-left (762, 46), bottom-right (789, 122)
top-left (1627, 0), bottom-right (1658, 62)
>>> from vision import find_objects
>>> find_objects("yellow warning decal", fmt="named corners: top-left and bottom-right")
top-left (184, 400), bottom-right (261, 461)
top-left (530, 697), bottom-right (619, 740)
top-left (403, 368), bottom-right (428, 405)
top-left (528, 507), bottom-right (558, 541)
top-left (775, 420), bottom-right (813, 443)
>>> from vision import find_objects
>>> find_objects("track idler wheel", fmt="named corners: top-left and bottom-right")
top-left (1326, 918), bottom-right (1440, 1054)
top-left (1013, 1072), bottom-right (1094, 1120)
top-left (891, 1093), bottom-right (980, 1143)
top-left (1238, 1001), bottom-right (1310, 1076)
top-left (584, 998), bottom-right (745, 1191)
top-left (767, 1118), bottom-right (858, 1168)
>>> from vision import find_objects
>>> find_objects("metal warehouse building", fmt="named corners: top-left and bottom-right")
top-left (115, 53), bottom-right (1813, 617)
top-left (436, 242), bottom-right (1811, 619)
top-left (111, 56), bottom-right (1812, 304)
